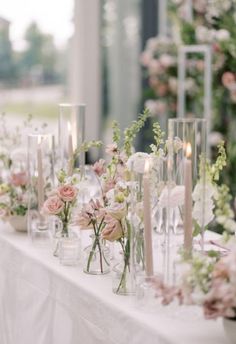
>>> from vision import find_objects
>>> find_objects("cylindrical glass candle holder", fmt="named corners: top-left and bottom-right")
top-left (27, 133), bottom-right (55, 243)
top-left (167, 118), bottom-right (207, 253)
top-left (59, 228), bottom-right (81, 266)
top-left (58, 103), bottom-right (85, 177)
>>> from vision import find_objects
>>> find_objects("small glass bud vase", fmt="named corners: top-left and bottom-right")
top-left (83, 234), bottom-right (110, 275)
top-left (59, 231), bottom-right (81, 266)
top-left (112, 252), bottom-right (135, 296)
top-left (52, 220), bottom-right (69, 257)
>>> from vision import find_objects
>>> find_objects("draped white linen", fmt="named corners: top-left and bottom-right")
top-left (0, 223), bottom-right (227, 344)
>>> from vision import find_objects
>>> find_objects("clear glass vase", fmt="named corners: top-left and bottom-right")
top-left (59, 231), bottom-right (81, 266)
top-left (52, 221), bottom-right (69, 257)
top-left (112, 252), bottom-right (135, 296)
top-left (83, 235), bottom-right (110, 275)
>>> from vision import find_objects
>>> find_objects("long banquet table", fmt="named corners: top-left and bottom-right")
top-left (0, 222), bottom-right (228, 344)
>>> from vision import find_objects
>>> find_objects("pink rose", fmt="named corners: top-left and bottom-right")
top-left (149, 77), bottom-right (159, 88)
top-left (57, 185), bottom-right (77, 202)
top-left (203, 283), bottom-right (236, 319)
top-left (43, 196), bottom-right (64, 215)
top-left (10, 171), bottom-right (28, 187)
top-left (102, 215), bottom-right (123, 242)
top-left (92, 159), bottom-right (106, 177)
top-left (140, 51), bottom-right (152, 67)
top-left (222, 72), bottom-right (235, 89)
top-left (156, 84), bottom-right (168, 97)
top-left (148, 59), bottom-right (162, 74)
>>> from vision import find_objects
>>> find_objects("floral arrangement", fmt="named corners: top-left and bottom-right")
top-left (0, 113), bottom-right (47, 174)
top-left (141, 0), bottom-right (236, 194)
top-left (42, 170), bottom-right (79, 236)
top-left (152, 245), bottom-right (236, 320)
top-left (75, 109), bottom-right (150, 286)
top-left (76, 199), bottom-right (109, 274)
top-left (0, 171), bottom-right (28, 219)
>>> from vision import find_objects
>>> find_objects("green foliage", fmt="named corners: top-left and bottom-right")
top-left (199, 141), bottom-right (226, 184)
top-left (74, 140), bottom-right (102, 158)
top-left (20, 22), bottom-right (59, 83)
top-left (111, 121), bottom-right (121, 146)
top-left (13, 205), bottom-right (27, 216)
top-left (123, 108), bottom-right (150, 157)
top-left (215, 184), bottom-right (233, 219)
top-left (211, 142), bottom-right (227, 181)
top-left (150, 121), bottom-right (165, 154)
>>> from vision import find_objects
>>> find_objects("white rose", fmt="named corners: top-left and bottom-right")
top-left (196, 26), bottom-right (208, 42)
top-left (145, 100), bottom-right (167, 117)
top-left (159, 185), bottom-right (185, 208)
top-left (185, 78), bottom-right (197, 94)
top-left (168, 77), bottom-right (178, 94)
top-left (209, 132), bottom-right (223, 146)
top-left (224, 219), bottom-right (236, 233)
top-left (192, 199), bottom-right (215, 227)
top-left (215, 29), bottom-right (230, 42)
top-left (192, 182), bottom-right (217, 202)
top-left (126, 152), bottom-right (150, 174)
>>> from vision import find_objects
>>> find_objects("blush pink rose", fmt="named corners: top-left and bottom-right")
top-left (102, 215), bottom-right (123, 242)
top-left (57, 185), bottom-right (77, 202)
top-left (10, 171), bottom-right (28, 187)
top-left (222, 72), bottom-right (235, 89)
top-left (92, 159), bottom-right (106, 177)
top-left (43, 196), bottom-right (64, 215)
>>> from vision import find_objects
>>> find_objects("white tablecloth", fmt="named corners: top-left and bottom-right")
top-left (0, 222), bottom-right (228, 344)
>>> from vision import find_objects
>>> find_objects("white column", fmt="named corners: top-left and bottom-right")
top-left (70, 0), bottom-right (101, 142)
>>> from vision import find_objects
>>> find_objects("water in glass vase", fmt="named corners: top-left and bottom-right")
top-left (83, 235), bottom-right (110, 275)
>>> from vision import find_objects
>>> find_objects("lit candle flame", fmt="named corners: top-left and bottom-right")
top-left (186, 142), bottom-right (192, 158)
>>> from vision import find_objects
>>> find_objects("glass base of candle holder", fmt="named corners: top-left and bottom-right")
top-left (59, 236), bottom-right (81, 266)
top-left (112, 261), bottom-right (135, 296)
top-left (30, 218), bottom-right (50, 245)
top-left (136, 275), bottom-right (160, 311)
